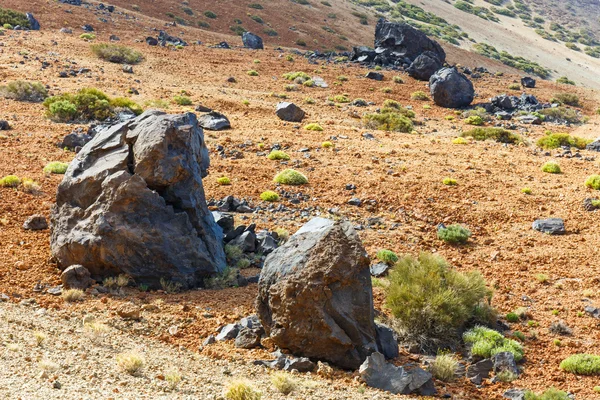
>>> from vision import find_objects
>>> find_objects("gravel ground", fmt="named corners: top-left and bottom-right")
top-left (0, 300), bottom-right (416, 400)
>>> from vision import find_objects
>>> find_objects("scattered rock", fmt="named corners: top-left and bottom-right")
top-left (216, 323), bottom-right (240, 341)
top-left (122, 65), bottom-right (133, 74)
top-left (587, 138), bottom-right (600, 152)
top-left (365, 71), bottom-right (384, 81)
top-left (235, 327), bottom-right (262, 349)
top-left (466, 358), bottom-right (493, 385)
top-left (359, 352), bottom-right (436, 395)
top-left (504, 389), bottom-right (526, 400)
top-left (276, 102), bottom-right (305, 122)
top-left (60, 265), bottom-right (92, 290)
top-left (584, 306), bottom-right (600, 318)
top-left (117, 304), bottom-right (141, 320)
top-left (0, 120), bottom-right (10, 130)
top-left (82, 24), bottom-right (94, 32)
top-left (60, 27), bottom-right (73, 34)
top-left (203, 335), bottom-right (216, 346)
top-left (23, 215), bottom-right (48, 230)
top-left (198, 111), bottom-right (231, 131)
top-left (157, 31), bottom-right (187, 46)
top-left (370, 262), bottom-right (390, 277)
top-left (257, 217), bottom-right (377, 369)
top-left (521, 77), bottom-right (536, 88)
top-left (532, 218), bottom-right (565, 235)
top-left (583, 198), bottom-right (600, 211)
top-left (146, 37), bottom-right (158, 46)
top-left (493, 352), bottom-right (519, 376)
top-left (60, 131), bottom-right (92, 150)
top-left (50, 111), bottom-right (226, 289)
top-left (375, 323), bottom-right (399, 359)
top-left (254, 350), bottom-right (316, 372)
top-left (242, 32), bottom-right (264, 50)
top-left (429, 67), bottom-right (474, 108)
top-left (26, 13), bottom-right (40, 31)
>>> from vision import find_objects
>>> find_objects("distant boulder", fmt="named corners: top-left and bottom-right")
top-left (276, 102), bottom-right (305, 122)
top-left (198, 111), bottom-right (230, 131)
top-left (26, 13), bottom-right (40, 30)
top-left (521, 77), bottom-right (536, 88)
top-left (374, 19), bottom-right (445, 65)
top-left (242, 32), bottom-right (264, 50)
top-left (587, 138), bottom-right (600, 152)
top-left (365, 71), bottom-right (384, 81)
top-left (429, 67), bottom-right (474, 108)
top-left (407, 51), bottom-right (443, 81)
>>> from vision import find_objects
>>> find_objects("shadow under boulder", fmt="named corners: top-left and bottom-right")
top-left (50, 110), bottom-right (226, 289)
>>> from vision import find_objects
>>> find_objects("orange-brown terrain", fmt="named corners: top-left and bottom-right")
top-left (1, 1), bottom-right (600, 399)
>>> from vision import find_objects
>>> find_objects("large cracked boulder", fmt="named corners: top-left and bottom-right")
top-left (407, 51), bottom-right (443, 81)
top-left (256, 217), bottom-right (377, 370)
top-left (51, 110), bottom-right (226, 288)
top-left (429, 67), bottom-right (474, 108)
top-left (374, 19), bottom-right (446, 65)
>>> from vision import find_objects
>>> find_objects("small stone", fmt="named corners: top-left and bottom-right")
top-left (117, 304), bottom-right (141, 320)
top-left (216, 323), bottom-right (240, 341)
top-left (532, 218), bottom-right (565, 235)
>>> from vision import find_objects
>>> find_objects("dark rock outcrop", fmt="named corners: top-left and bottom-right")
top-left (198, 111), bottom-right (230, 131)
top-left (242, 32), bottom-right (264, 50)
top-left (276, 102), bottom-right (305, 122)
top-left (374, 19), bottom-right (445, 65)
top-left (521, 77), bottom-right (536, 88)
top-left (50, 111), bottom-right (226, 288)
top-left (407, 51), bottom-right (443, 81)
top-left (365, 71), bottom-right (384, 81)
top-left (429, 67), bottom-right (474, 108)
top-left (256, 217), bottom-right (377, 369)
top-left (26, 13), bottom-right (40, 30)
top-left (587, 138), bottom-right (600, 152)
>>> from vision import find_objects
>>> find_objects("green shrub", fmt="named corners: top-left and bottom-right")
top-left (585, 175), bottom-right (600, 190)
top-left (452, 137), bottom-right (468, 144)
top-left (411, 91), bottom-right (429, 100)
top-left (536, 133), bottom-right (590, 149)
top-left (363, 110), bottom-right (414, 133)
top-left (304, 123), bottom-right (323, 131)
top-left (551, 93), bottom-right (580, 107)
top-left (204, 11), bottom-right (217, 19)
top-left (225, 244), bottom-right (243, 261)
top-left (80, 33), bottom-right (96, 40)
top-left (321, 141), bottom-right (333, 148)
top-left (43, 162), bottom-right (69, 174)
top-left (204, 267), bottom-right (241, 289)
top-left (376, 249), bottom-right (398, 265)
top-left (247, 70), bottom-right (259, 76)
top-left (91, 44), bottom-right (143, 64)
top-left (44, 88), bottom-right (142, 122)
top-left (541, 162), bottom-right (561, 174)
top-left (442, 177), bottom-right (457, 186)
top-left (386, 253), bottom-right (492, 350)
top-left (506, 312), bottom-right (519, 322)
top-left (216, 177), bottom-right (231, 185)
top-left (330, 94), bottom-right (350, 103)
top-left (508, 83), bottom-right (521, 90)
top-left (524, 388), bottom-right (570, 400)
top-left (429, 353), bottom-right (458, 382)
top-left (0, 81), bottom-right (47, 102)
top-left (267, 150), bottom-right (290, 160)
top-left (465, 115), bottom-right (484, 125)
top-left (556, 76), bottom-right (575, 85)
top-left (0, 175), bottom-right (20, 187)
top-left (560, 354), bottom-right (600, 375)
top-left (173, 95), bottom-right (192, 106)
top-left (273, 169), bottom-right (308, 185)
top-left (463, 326), bottom-right (524, 361)
top-left (0, 7), bottom-right (30, 28)
top-left (539, 107), bottom-right (581, 124)
top-left (461, 127), bottom-right (521, 144)
top-left (521, 187), bottom-right (532, 194)
top-left (438, 224), bottom-right (471, 244)
top-left (393, 76), bottom-right (404, 84)
top-left (260, 190), bottom-right (280, 202)
top-left (248, 3), bottom-right (264, 9)
top-left (282, 71), bottom-right (311, 82)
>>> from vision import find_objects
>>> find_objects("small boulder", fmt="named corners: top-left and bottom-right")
top-left (466, 358), bottom-right (493, 385)
top-left (26, 13), bottom-right (40, 30)
top-left (235, 327), bottom-right (262, 349)
top-left (375, 323), bottom-right (399, 359)
top-left (276, 102), bottom-right (305, 122)
top-left (532, 218), bottom-right (565, 235)
top-left (242, 32), bottom-right (264, 50)
top-left (365, 71), bottom-right (384, 81)
top-left (521, 77), bottom-right (536, 88)
top-left (60, 132), bottom-right (92, 150)
top-left (60, 265), bottom-right (92, 290)
top-left (429, 67), bottom-right (474, 109)
top-left (504, 389), bottom-right (526, 400)
top-left (217, 323), bottom-right (241, 341)
top-left (370, 262), bottom-right (389, 277)
top-left (492, 352), bottom-right (519, 376)
top-left (587, 138), bottom-right (600, 152)
top-left (23, 215), bottom-right (48, 230)
top-left (198, 111), bottom-right (231, 131)
top-left (0, 120), bottom-right (10, 130)
top-left (146, 37), bottom-right (158, 46)
top-left (117, 304), bottom-right (141, 320)
top-left (359, 352), bottom-right (436, 395)
top-left (122, 65), bottom-right (133, 74)
top-left (407, 52), bottom-right (443, 81)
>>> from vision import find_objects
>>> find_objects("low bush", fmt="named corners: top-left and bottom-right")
top-left (270, 372), bottom-right (296, 395)
top-left (0, 81), bottom-right (47, 102)
top-left (429, 353), bottom-right (458, 382)
top-left (224, 380), bottom-right (261, 400)
top-left (438, 224), bottom-right (471, 244)
top-left (508, 83), bottom-right (521, 90)
top-left (521, 187), bottom-right (532, 194)
top-left (43, 162), bottom-right (69, 174)
top-left (173, 95), bottom-right (192, 105)
top-left (0, 7), bottom-right (30, 28)
top-left (247, 70), bottom-right (259, 76)
top-left (62, 288), bottom-right (84, 302)
top-left (304, 123), bottom-right (323, 131)
top-left (442, 177), bottom-right (457, 186)
top-left (44, 88), bottom-right (142, 122)
top-left (80, 33), bottom-right (96, 40)
top-left (452, 137), bottom-right (468, 144)
top-left (216, 177), bottom-right (231, 185)
top-left (556, 76), bottom-right (575, 85)
top-left (283, 71), bottom-right (311, 82)
top-left (463, 326), bottom-right (524, 361)
top-left (204, 10), bottom-right (217, 19)
top-left (536, 133), bottom-right (590, 149)
top-left (273, 169), bottom-right (308, 185)
top-left (539, 107), bottom-right (581, 124)
top-left (321, 141), bottom-right (334, 148)
top-left (465, 115), bottom-right (484, 125)
top-left (560, 354), bottom-right (600, 375)
top-left (260, 190), bottom-right (280, 201)
top-left (541, 161), bottom-right (561, 174)
top-left (551, 93), bottom-right (580, 107)
top-left (376, 249), bottom-right (398, 265)
top-left (411, 91), bottom-right (429, 100)
top-left (585, 175), bottom-right (600, 190)
top-left (116, 352), bottom-right (144, 375)
top-left (91, 44), bottom-right (143, 64)
top-left (386, 252), bottom-right (492, 351)
top-left (461, 127), bottom-right (521, 144)
top-left (524, 388), bottom-right (570, 400)
top-left (267, 150), bottom-right (290, 160)
top-left (0, 175), bottom-right (20, 187)
top-left (506, 312), bottom-right (519, 322)
top-left (363, 109), bottom-right (414, 133)
top-left (393, 76), bottom-right (404, 84)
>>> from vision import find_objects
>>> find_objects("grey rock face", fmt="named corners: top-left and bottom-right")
top-left (50, 111), bottom-right (226, 289)
top-left (587, 138), bottom-right (600, 152)
top-left (257, 217), bottom-right (377, 370)
top-left (60, 132), bottom-right (92, 150)
top-left (375, 323), bottom-right (399, 359)
top-left (235, 327), bottom-right (262, 349)
top-left (276, 102), bottom-right (305, 122)
top-left (198, 111), bottom-right (230, 131)
top-left (374, 19), bottom-right (446, 65)
top-left (242, 32), bottom-right (264, 49)
top-left (407, 52), bottom-right (443, 81)
top-left (59, 0), bottom-right (82, 4)
top-left (359, 352), bottom-right (436, 395)
top-left (370, 262), bottom-right (390, 277)
top-left (466, 358), bottom-right (493, 385)
top-left (532, 218), bottom-right (565, 235)
top-left (429, 67), bottom-right (474, 108)
top-left (254, 350), bottom-right (316, 372)
top-left (217, 323), bottom-right (240, 341)
top-left (23, 215), bottom-right (48, 230)
top-left (60, 265), bottom-right (92, 290)
top-left (504, 389), bottom-right (526, 400)
top-left (521, 77), bottom-right (536, 88)
top-left (365, 71), bottom-right (384, 81)
top-left (26, 13), bottom-right (40, 30)
top-left (493, 352), bottom-right (519, 376)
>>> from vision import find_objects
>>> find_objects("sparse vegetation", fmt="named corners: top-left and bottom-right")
top-left (224, 380), bottom-right (261, 400)
top-left (0, 81), bottom-right (47, 102)
top-left (43, 162), bottom-right (69, 174)
top-left (463, 326), bottom-right (524, 361)
top-left (465, 115), bottom-right (484, 125)
top-left (270, 372), bottom-right (297, 395)
top-left (438, 224), bottom-right (471, 244)
top-left (0, 175), bottom-right (21, 188)
top-left (217, 177), bottom-right (231, 185)
top-left (386, 252), bottom-right (492, 350)
top-left (62, 289), bottom-right (84, 302)
top-left (173, 95), bottom-right (192, 106)
top-left (267, 150), bottom-right (290, 160)
top-left (376, 249), bottom-right (398, 265)
top-left (116, 351), bottom-right (145, 375)
top-left (524, 388), bottom-right (570, 400)
top-left (160, 278), bottom-right (182, 294)
top-left (461, 127), bottom-right (521, 144)
top-left (411, 91), bottom-right (429, 100)
top-left (585, 175), bottom-right (600, 190)
top-left (260, 190), bottom-right (280, 202)
top-left (0, 7), bottom-right (30, 28)
top-left (556, 76), bottom-right (575, 85)
top-left (537, 133), bottom-right (590, 149)
top-left (363, 108), bottom-right (414, 133)
top-left (539, 107), bottom-right (581, 124)
top-left (91, 44), bottom-right (143, 64)
top-left (304, 123), bottom-right (323, 131)
top-left (541, 162), bottom-right (561, 174)
top-left (80, 33), bottom-right (96, 41)
top-left (442, 177), bottom-right (458, 186)
top-left (429, 353), bottom-right (458, 382)
top-left (560, 354), bottom-right (600, 375)
top-left (551, 93), bottom-right (580, 107)
top-left (273, 169), bottom-right (308, 185)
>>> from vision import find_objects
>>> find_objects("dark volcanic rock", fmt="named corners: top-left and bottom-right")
top-left (242, 32), bottom-right (264, 49)
top-left (429, 67), bottom-right (474, 108)
top-left (466, 358), bottom-right (493, 385)
top-left (146, 37), bottom-right (158, 46)
top-left (50, 111), bottom-right (226, 289)
top-left (0, 120), bottom-right (10, 130)
top-left (365, 71), bottom-right (384, 81)
top-left (23, 215), bottom-right (48, 230)
top-left (374, 19), bottom-right (445, 65)
top-left (158, 31), bottom-right (187, 46)
top-left (60, 132), bottom-right (92, 150)
top-left (198, 111), bottom-right (230, 131)
top-left (257, 217), bottom-right (377, 370)
top-left (375, 323), bottom-right (399, 359)
top-left (532, 218), bottom-right (565, 235)
top-left (587, 138), bottom-right (600, 152)
top-left (60, 264), bottom-right (92, 290)
top-left (407, 51), bottom-right (443, 81)
top-left (521, 77), bottom-right (536, 88)
top-left (359, 352), bottom-right (436, 395)
top-left (26, 13), bottom-right (40, 30)
top-left (275, 102), bottom-right (305, 122)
